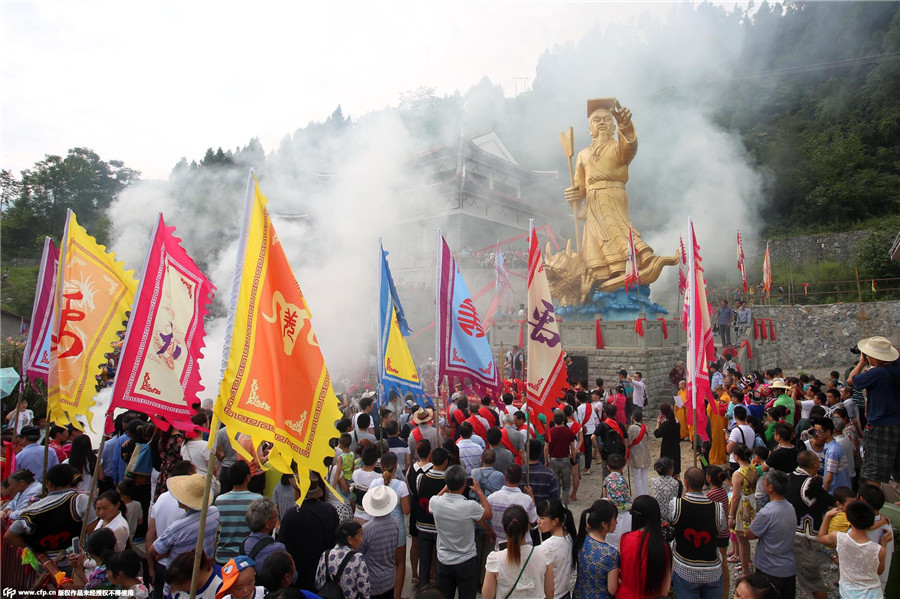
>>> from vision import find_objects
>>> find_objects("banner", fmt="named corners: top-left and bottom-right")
top-left (213, 173), bottom-right (343, 492)
top-left (624, 225), bottom-right (640, 291)
top-left (48, 211), bottom-right (137, 428)
top-left (681, 218), bottom-right (714, 442)
top-left (435, 233), bottom-right (501, 399)
top-left (378, 240), bottom-right (429, 408)
top-left (109, 214), bottom-right (215, 431)
top-left (22, 238), bottom-right (59, 387)
top-left (762, 242), bottom-right (772, 298)
top-left (525, 221), bottom-right (567, 421)
top-left (736, 230), bottom-right (748, 292)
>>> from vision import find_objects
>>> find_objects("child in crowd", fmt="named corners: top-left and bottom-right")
top-left (601, 453), bottom-right (631, 549)
top-left (819, 500), bottom-right (892, 599)
top-left (705, 465), bottom-right (731, 595)
top-left (752, 446), bottom-right (770, 510)
top-left (858, 483), bottom-right (894, 593)
top-left (117, 478), bottom-right (143, 543)
top-left (106, 549), bottom-right (149, 599)
top-left (572, 499), bottom-right (619, 599)
top-left (827, 486), bottom-right (855, 535)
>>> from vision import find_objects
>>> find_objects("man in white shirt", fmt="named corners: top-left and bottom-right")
top-left (430, 465), bottom-right (492, 599)
top-left (576, 391), bottom-right (598, 475)
top-left (630, 372), bottom-right (647, 409)
top-left (456, 422), bottom-right (484, 475)
top-left (726, 406), bottom-right (756, 470)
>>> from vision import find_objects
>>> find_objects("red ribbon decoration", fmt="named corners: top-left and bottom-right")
top-left (634, 317), bottom-right (646, 337)
top-left (740, 339), bottom-right (753, 360)
top-left (595, 320), bottom-right (605, 349)
top-left (657, 318), bottom-right (669, 340)
top-left (759, 320), bottom-right (768, 340)
top-left (768, 319), bottom-right (776, 341)
top-left (517, 319), bottom-right (525, 348)
top-left (753, 318), bottom-right (759, 340)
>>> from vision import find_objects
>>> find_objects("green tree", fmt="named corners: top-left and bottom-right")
top-left (1, 148), bottom-right (140, 258)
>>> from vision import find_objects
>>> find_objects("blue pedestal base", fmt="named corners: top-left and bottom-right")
top-left (554, 285), bottom-right (669, 322)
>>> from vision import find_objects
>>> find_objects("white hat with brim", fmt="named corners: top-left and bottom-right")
top-left (769, 378), bottom-right (790, 390)
top-left (167, 474), bottom-right (215, 511)
top-left (363, 484), bottom-right (398, 517)
top-left (857, 336), bottom-right (899, 363)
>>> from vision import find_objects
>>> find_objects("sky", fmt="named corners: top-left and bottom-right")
top-left (0, 1), bottom-right (713, 180)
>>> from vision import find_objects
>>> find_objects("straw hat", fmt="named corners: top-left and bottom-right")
top-left (857, 336), bottom-right (899, 363)
top-left (412, 407), bottom-right (434, 425)
top-left (167, 474), bottom-right (215, 511)
top-left (769, 378), bottom-right (789, 390)
top-left (363, 484), bottom-right (398, 517)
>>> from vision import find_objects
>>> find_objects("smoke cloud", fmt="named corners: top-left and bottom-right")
top-left (107, 3), bottom-right (768, 391)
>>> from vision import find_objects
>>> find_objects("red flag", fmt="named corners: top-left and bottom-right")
top-left (678, 235), bottom-right (687, 295)
top-left (624, 225), bottom-right (640, 291)
top-left (109, 215), bottom-right (215, 432)
top-left (737, 230), bottom-right (748, 292)
top-left (681, 219), bottom-right (714, 442)
top-left (762, 242), bottom-right (772, 298)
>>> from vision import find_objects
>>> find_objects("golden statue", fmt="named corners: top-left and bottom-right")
top-left (546, 98), bottom-right (678, 305)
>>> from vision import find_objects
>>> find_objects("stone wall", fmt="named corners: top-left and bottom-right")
top-left (758, 231), bottom-right (866, 266)
top-left (752, 301), bottom-right (900, 370)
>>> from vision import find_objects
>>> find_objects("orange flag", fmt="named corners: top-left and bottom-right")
top-left (213, 173), bottom-right (343, 496)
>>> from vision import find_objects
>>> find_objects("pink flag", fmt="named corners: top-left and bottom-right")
top-left (681, 219), bottom-right (714, 442)
top-left (22, 238), bottom-right (59, 386)
top-left (526, 221), bottom-right (568, 422)
top-left (737, 230), bottom-right (748, 292)
top-left (109, 215), bottom-right (215, 431)
top-left (435, 233), bottom-right (501, 399)
top-left (624, 225), bottom-right (640, 291)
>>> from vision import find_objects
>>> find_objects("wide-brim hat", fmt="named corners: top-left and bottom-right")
top-left (413, 407), bottom-right (434, 424)
top-left (769, 378), bottom-right (789, 390)
top-left (306, 471), bottom-right (324, 500)
top-left (363, 484), bottom-right (398, 517)
top-left (361, 390), bottom-right (376, 399)
top-left (857, 336), bottom-right (899, 363)
top-left (167, 474), bottom-right (215, 511)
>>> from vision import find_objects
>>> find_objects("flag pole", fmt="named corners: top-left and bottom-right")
top-left (40, 408), bottom-right (50, 494)
top-left (79, 429), bottom-right (108, 547)
top-left (188, 450), bottom-right (217, 599)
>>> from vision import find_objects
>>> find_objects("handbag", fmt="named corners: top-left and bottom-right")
top-left (502, 545), bottom-right (535, 599)
top-left (316, 549), bottom-right (357, 599)
top-left (126, 442), bottom-right (153, 476)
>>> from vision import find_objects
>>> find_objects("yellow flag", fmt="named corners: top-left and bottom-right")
top-left (48, 210), bottom-right (137, 428)
top-left (213, 173), bottom-right (343, 497)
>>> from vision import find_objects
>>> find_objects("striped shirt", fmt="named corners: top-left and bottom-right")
top-left (457, 438), bottom-right (483, 475)
top-left (360, 515), bottom-right (399, 595)
top-left (153, 506), bottom-right (221, 567)
top-left (486, 486), bottom-right (537, 549)
top-left (214, 490), bottom-right (261, 563)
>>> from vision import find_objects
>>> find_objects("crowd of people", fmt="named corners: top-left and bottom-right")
top-left (2, 334), bottom-right (899, 599)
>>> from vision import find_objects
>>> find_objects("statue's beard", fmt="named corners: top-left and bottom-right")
top-left (590, 128), bottom-right (615, 159)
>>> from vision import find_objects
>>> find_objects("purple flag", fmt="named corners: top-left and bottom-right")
top-left (22, 238), bottom-right (59, 385)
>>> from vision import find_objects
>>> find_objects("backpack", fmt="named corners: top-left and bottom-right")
top-left (602, 420), bottom-right (627, 458)
top-left (316, 549), bottom-right (357, 599)
top-left (241, 535), bottom-right (276, 560)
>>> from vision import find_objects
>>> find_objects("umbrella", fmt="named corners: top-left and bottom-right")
top-left (0, 367), bottom-right (21, 399)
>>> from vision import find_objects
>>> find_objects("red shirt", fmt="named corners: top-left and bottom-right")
top-left (547, 425), bottom-right (576, 459)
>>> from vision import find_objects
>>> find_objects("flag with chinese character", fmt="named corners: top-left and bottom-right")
top-left (526, 221), bottom-right (567, 421)
top-left (737, 230), bottom-right (748, 292)
top-left (48, 210), bottom-right (137, 428)
top-left (762, 242), bottom-right (772, 299)
top-left (436, 234), bottom-right (501, 399)
top-left (213, 173), bottom-right (343, 495)
top-left (22, 237), bottom-right (58, 387)
top-left (681, 218), bottom-right (714, 442)
top-left (379, 240), bottom-right (429, 408)
top-left (624, 225), bottom-right (640, 291)
top-left (109, 214), bottom-right (215, 432)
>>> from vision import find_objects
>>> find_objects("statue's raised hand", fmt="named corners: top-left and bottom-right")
top-left (612, 105), bottom-right (632, 127)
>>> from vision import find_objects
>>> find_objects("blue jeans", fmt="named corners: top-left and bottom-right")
top-left (672, 571), bottom-right (722, 599)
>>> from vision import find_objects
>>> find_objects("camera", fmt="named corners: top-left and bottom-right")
top-left (850, 345), bottom-right (861, 355)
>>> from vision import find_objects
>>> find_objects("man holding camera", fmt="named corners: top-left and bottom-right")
top-left (847, 336), bottom-right (900, 488)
